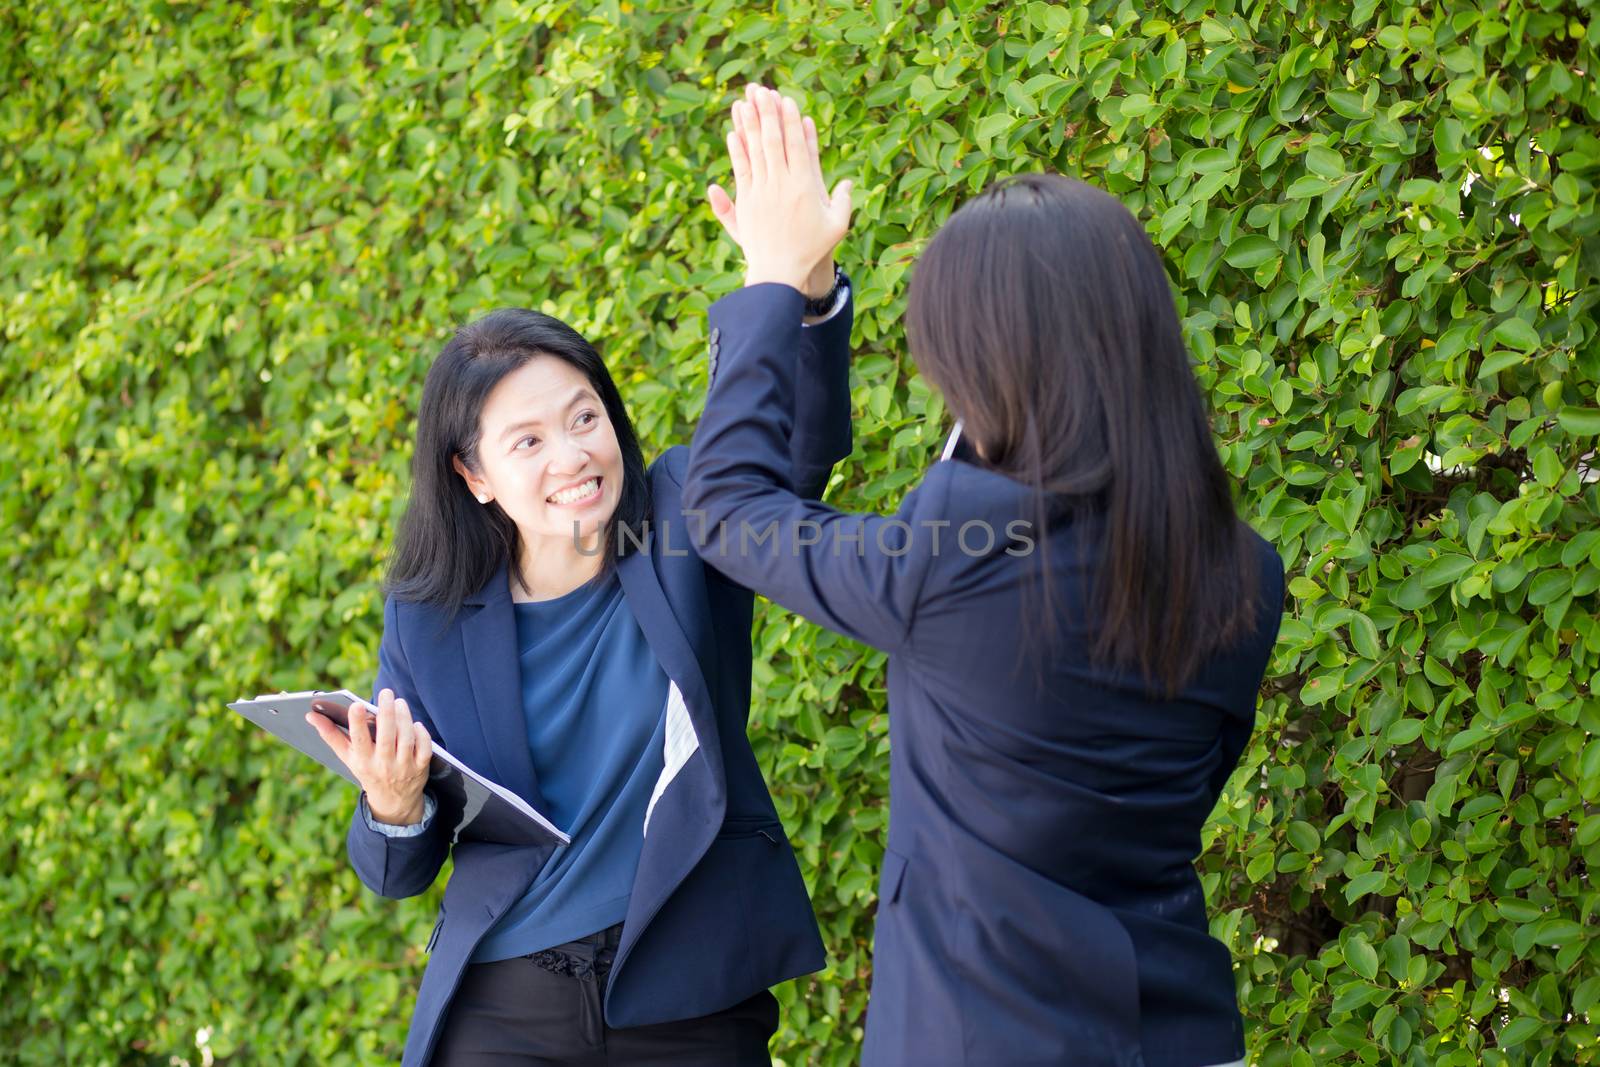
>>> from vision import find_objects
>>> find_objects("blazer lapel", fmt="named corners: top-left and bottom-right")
top-left (608, 538), bottom-right (730, 994)
top-left (459, 561), bottom-right (542, 806)
top-left (616, 546), bottom-right (725, 802)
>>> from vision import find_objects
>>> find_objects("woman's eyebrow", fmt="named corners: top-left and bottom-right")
top-left (498, 387), bottom-right (598, 442)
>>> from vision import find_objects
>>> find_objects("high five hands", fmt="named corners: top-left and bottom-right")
top-left (707, 84), bottom-right (853, 301)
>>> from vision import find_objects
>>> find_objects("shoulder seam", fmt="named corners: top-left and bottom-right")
top-left (385, 594), bottom-right (411, 698)
top-left (657, 444), bottom-right (689, 490)
top-left (900, 462), bottom-right (955, 647)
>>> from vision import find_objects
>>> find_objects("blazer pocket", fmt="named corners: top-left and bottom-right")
top-left (880, 847), bottom-right (909, 906)
top-left (716, 815), bottom-right (783, 845)
top-left (425, 905), bottom-right (445, 954)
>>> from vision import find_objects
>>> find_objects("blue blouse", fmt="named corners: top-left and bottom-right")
top-left (460, 569), bottom-right (670, 963)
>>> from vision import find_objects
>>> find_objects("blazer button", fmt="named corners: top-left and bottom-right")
top-left (710, 327), bottom-right (721, 344)
top-left (709, 352), bottom-right (720, 378)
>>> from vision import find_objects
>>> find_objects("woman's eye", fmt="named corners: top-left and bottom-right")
top-left (575, 411), bottom-right (597, 428)
top-left (515, 435), bottom-right (540, 450)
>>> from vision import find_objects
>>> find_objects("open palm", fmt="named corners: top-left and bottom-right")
top-left (707, 84), bottom-right (852, 296)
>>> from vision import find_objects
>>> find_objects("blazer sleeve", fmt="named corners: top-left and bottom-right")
top-left (344, 594), bottom-right (452, 899)
top-left (789, 275), bottom-right (855, 500)
top-left (684, 283), bottom-right (948, 657)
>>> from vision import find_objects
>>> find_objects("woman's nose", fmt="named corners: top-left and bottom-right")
top-left (547, 436), bottom-right (591, 476)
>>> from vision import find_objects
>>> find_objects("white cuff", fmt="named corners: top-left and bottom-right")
top-left (362, 792), bottom-right (437, 838)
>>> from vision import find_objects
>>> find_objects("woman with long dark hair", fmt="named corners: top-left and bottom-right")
top-left (685, 86), bottom-right (1283, 1067)
top-left (304, 87), bottom-right (857, 1066)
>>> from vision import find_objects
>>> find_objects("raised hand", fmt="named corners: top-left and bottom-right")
top-left (707, 84), bottom-right (852, 298)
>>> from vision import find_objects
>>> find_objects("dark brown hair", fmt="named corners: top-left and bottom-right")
top-left (385, 309), bottom-right (651, 614)
top-left (906, 173), bottom-right (1259, 697)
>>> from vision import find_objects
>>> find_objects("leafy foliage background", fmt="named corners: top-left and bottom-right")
top-left (4, 0), bottom-right (1599, 1063)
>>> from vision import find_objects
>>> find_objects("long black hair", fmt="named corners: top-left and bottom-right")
top-left (384, 308), bottom-right (651, 613)
top-left (906, 173), bottom-right (1260, 697)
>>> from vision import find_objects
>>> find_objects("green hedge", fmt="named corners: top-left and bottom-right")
top-left (4, 1), bottom-right (1598, 1063)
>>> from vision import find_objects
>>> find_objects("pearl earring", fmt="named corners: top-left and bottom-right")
top-left (476, 493), bottom-right (489, 504)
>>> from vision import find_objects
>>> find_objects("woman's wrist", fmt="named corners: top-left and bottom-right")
top-left (743, 268), bottom-right (812, 293)
top-left (801, 259), bottom-right (836, 301)
top-left (743, 258), bottom-right (837, 299)
top-left (736, 251), bottom-right (812, 292)
top-left (368, 791), bottom-right (426, 826)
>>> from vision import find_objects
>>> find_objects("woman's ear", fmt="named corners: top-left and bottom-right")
top-left (451, 454), bottom-right (492, 504)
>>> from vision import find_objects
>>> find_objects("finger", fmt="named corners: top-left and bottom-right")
top-left (393, 696), bottom-right (415, 764)
top-left (305, 712), bottom-right (353, 767)
top-left (348, 699), bottom-right (373, 763)
top-left (755, 87), bottom-right (786, 173)
top-left (731, 106), bottom-right (754, 195)
top-left (726, 125), bottom-right (751, 196)
top-left (828, 179), bottom-right (855, 234)
top-left (741, 96), bottom-right (767, 182)
top-left (707, 183), bottom-right (740, 240)
top-left (373, 688), bottom-right (396, 760)
top-left (804, 115), bottom-right (825, 195)
top-left (780, 95), bottom-right (807, 176)
top-left (413, 721), bottom-right (433, 771)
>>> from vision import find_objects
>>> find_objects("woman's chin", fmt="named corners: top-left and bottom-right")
top-left (541, 505), bottom-right (616, 548)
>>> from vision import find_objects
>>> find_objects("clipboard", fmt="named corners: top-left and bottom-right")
top-left (228, 688), bottom-right (569, 848)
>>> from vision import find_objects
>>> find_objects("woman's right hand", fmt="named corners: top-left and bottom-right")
top-left (706, 84), bottom-right (852, 295)
top-left (306, 687), bottom-right (433, 825)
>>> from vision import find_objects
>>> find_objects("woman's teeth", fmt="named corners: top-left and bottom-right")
top-left (548, 477), bottom-right (600, 505)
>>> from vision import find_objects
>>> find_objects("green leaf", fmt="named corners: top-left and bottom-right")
top-left (1271, 379), bottom-right (1293, 414)
top-left (1224, 235), bottom-right (1280, 269)
top-left (1420, 554), bottom-right (1475, 588)
top-left (1285, 175), bottom-right (1333, 198)
top-left (1476, 349), bottom-right (1526, 379)
top-left (1246, 850), bottom-right (1276, 881)
top-left (1184, 147), bottom-right (1234, 174)
top-left (1325, 89), bottom-right (1367, 118)
top-left (972, 112), bottom-right (1015, 145)
top-left (1345, 936), bottom-right (1380, 979)
top-left (1496, 1018), bottom-right (1546, 1046)
top-left (1286, 820), bottom-right (1321, 853)
top-left (1492, 317), bottom-right (1540, 352)
top-left (1386, 719), bottom-right (1424, 746)
top-left (1120, 94), bottom-right (1153, 117)
top-left (1532, 446), bottom-right (1563, 487)
top-left (1495, 898), bottom-right (1544, 923)
top-left (1533, 918), bottom-right (1584, 945)
top-left (1557, 406), bottom-right (1600, 436)
top-left (1305, 145), bottom-right (1345, 178)
top-left (1345, 871), bottom-right (1388, 902)
top-left (1527, 570), bottom-right (1570, 605)
top-left (1348, 613), bottom-right (1381, 659)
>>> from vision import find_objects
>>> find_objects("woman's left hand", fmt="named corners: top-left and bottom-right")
top-left (707, 84), bottom-right (852, 298)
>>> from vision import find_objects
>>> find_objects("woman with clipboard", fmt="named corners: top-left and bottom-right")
top-left (305, 87), bottom-right (854, 1067)
top-left (683, 88), bottom-right (1284, 1066)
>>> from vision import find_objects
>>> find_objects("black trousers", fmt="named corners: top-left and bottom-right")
top-left (430, 925), bottom-right (778, 1066)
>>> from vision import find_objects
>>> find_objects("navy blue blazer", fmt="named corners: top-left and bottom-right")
top-left (683, 284), bottom-right (1286, 1067)
top-left (345, 291), bottom-right (854, 1067)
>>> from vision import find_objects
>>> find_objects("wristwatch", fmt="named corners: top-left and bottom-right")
top-left (803, 265), bottom-right (846, 317)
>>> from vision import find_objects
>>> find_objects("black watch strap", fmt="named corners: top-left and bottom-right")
top-left (802, 266), bottom-right (845, 317)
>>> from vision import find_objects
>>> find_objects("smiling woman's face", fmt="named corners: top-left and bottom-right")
top-left (452, 354), bottom-right (624, 549)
